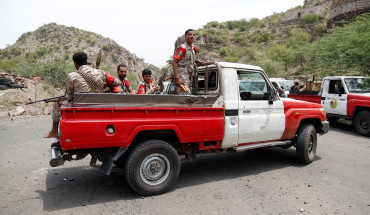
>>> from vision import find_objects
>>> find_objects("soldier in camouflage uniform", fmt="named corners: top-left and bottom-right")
top-left (44, 52), bottom-right (121, 138)
top-left (172, 29), bottom-right (203, 95)
top-left (114, 64), bottom-right (135, 94)
top-left (137, 69), bottom-right (158, 94)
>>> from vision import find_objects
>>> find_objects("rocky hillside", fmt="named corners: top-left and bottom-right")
top-left (178, 0), bottom-right (368, 78)
top-left (0, 23), bottom-right (159, 89)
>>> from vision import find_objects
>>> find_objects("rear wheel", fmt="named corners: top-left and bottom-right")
top-left (296, 124), bottom-right (317, 164)
top-left (125, 139), bottom-right (180, 196)
top-left (354, 111), bottom-right (370, 136)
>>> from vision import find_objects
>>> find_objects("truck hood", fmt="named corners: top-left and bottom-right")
top-left (281, 98), bottom-right (323, 109)
top-left (349, 93), bottom-right (370, 98)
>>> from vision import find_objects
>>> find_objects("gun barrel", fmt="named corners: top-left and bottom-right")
top-left (25, 95), bottom-right (65, 105)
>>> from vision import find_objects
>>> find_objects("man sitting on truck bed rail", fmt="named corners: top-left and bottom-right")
top-left (137, 69), bottom-right (158, 94)
top-left (172, 29), bottom-right (203, 95)
top-left (112, 64), bottom-right (136, 94)
top-left (44, 52), bottom-right (122, 138)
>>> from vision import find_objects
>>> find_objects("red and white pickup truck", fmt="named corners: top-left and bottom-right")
top-left (50, 62), bottom-right (329, 195)
top-left (289, 76), bottom-right (370, 136)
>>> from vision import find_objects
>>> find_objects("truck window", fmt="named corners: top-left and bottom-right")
top-left (196, 69), bottom-right (218, 90)
top-left (237, 71), bottom-right (270, 100)
top-left (328, 80), bottom-right (345, 94)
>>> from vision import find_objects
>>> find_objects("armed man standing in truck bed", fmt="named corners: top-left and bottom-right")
top-left (172, 29), bottom-right (203, 95)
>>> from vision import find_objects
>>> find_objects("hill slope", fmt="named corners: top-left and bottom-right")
top-left (0, 23), bottom-right (159, 89)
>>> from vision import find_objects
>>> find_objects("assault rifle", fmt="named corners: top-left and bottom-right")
top-left (26, 95), bottom-right (65, 105)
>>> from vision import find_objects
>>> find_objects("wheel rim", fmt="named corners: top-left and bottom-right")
top-left (308, 135), bottom-right (314, 153)
top-left (140, 153), bottom-right (170, 186)
top-left (359, 117), bottom-right (369, 130)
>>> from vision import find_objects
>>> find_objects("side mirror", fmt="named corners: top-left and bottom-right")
top-left (269, 88), bottom-right (277, 104)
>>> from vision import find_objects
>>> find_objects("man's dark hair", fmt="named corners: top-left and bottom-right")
top-left (142, 69), bottom-right (152, 76)
top-left (185, 29), bottom-right (195, 36)
top-left (87, 62), bottom-right (93, 66)
top-left (117, 64), bottom-right (127, 71)
top-left (72, 52), bottom-right (88, 66)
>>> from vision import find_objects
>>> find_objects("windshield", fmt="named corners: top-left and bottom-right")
top-left (278, 80), bottom-right (294, 90)
top-left (344, 78), bottom-right (370, 93)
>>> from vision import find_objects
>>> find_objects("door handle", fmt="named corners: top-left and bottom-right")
top-left (243, 110), bottom-right (251, 113)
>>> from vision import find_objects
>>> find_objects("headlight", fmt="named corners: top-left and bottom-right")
top-left (320, 108), bottom-right (326, 120)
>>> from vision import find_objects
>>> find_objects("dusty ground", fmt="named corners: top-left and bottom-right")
top-left (0, 116), bottom-right (369, 215)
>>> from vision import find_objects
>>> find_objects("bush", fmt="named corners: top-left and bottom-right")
top-left (10, 48), bottom-right (22, 56)
top-left (249, 18), bottom-right (260, 27)
top-left (102, 45), bottom-right (110, 52)
top-left (204, 21), bottom-right (224, 29)
top-left (226, 21), bottom-right (239, 30)
top-left (126, 73), bottom-right (138, 90)
top-left (299, 14), bottom-right (321, 26)
top-left (257, 33), bottom-right (274, 43)
top-left (16, 57), bottom-right (69, 87)
top-left (219, 47), bottom-right (231, 57)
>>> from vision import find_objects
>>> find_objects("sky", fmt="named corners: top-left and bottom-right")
top-left (0, 0), bottom-right (302, 67)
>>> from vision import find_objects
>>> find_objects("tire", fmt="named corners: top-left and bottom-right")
top-left (125, 139), bottom-right (180, 196)
top-left (296, 124), bottom-right (317, 164)
top-left (354, 111), bottom-right (370, 137)
top-left (9, 84), bottom-right (24, 89)
top-left (0, 78), bottom-right (11, 86)
top-left (0, 85), bottom-right (9, 90)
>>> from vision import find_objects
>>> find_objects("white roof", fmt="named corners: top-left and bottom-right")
top-left (323, 76), bottom-right (368, 80)
top-left (216, 62), bottom-right (263, 71)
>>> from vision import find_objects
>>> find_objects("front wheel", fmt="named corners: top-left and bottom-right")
top-left (354, 111), bottom-right (370, 136)
top-left (296, 124), bottom-right (317, 164)
top-left (125, 139), bottom-right (180, 196)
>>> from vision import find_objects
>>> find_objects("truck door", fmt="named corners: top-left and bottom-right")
top-left (321, 79), bottom-right (347, 116)
top-left (237, 71), bottom-right (285, 143)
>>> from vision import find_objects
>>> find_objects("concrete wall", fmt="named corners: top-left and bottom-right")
top-left (327, 0), bottom-right (370, 28)
top-left (329, 0), bottom-right (370, 19)
top-left (285, 5), bottom-right (327, 23)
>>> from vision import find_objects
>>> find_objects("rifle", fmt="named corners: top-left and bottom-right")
top-left (156, 65), bottom-right (172, 93)
top-left (96, 49), bottom-right (103, 69)
top-left (26, 95), bottom-right (65, 105)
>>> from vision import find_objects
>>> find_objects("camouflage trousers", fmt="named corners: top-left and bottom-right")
top-left (175, 68), bottom-right (192, 95)
top-left (51, 100), bottom-right (71, 122)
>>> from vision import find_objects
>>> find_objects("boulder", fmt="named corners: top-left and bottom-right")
top-left (9, 106), bottom-right (25, 116)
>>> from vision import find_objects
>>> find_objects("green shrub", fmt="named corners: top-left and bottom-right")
top-left (249, 18), bottom-right (260, 27)
top-left (36, 47), bottom-right (47, 57)
top-left (219, 47), bottom-right (231, 57)
top-left (102, 45), bottom-right (110, 52)
top-left (299, 14), bottom-right (321, 26)
top-left (126, 73), bottom-right (138, 90)
top-left (204, 21), bottom-right (223, 29)
top-left (10, 48), bottom-right (21, 56)
top-left (226, 21), bottom-right (238, 30)
top-left (25, 52), bottom-right (38, 59)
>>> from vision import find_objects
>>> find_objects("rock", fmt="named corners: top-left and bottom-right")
top-left (0, 111), bottom-right (9, 118)
top-left (300, 208), bottom-right (305, 212)
top-left (43, 107), bottom-right (51, 115)
top-left (9, 107), bottom-right (25, 116)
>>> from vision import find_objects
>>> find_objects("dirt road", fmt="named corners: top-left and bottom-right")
top-left (0, 116), bottom-right (369, 215)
